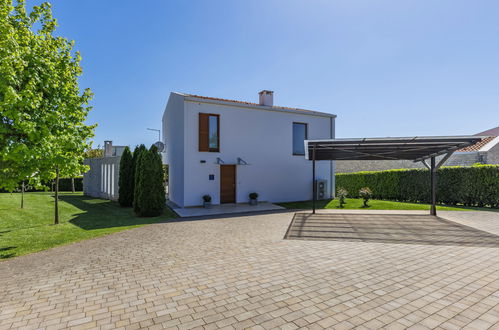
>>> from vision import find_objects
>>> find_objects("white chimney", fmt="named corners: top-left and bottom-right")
top-left (104, 140), bottom-right (113, 157)
top-left (259, 90), bottom-right (274, 106)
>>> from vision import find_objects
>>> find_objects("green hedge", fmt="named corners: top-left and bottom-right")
top-left (336, 165), bottom-right (499, 208)
top-left (0, 177), bottom-right (83, 193)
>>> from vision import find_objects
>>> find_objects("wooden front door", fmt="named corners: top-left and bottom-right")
top-left (220, 165), bottom-right (236, 203)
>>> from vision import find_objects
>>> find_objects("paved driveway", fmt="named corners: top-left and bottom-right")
top-left (1, 210), bottom-right (499, 330)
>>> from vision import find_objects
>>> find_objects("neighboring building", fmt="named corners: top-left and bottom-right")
top-left (83, 141), bottom-right (123, 200)
top-left (162, 91), bottom-right (336, 208)
top-left (336, 126), bottom-right (499, 173)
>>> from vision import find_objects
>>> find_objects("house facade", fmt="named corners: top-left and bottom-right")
top-left (162, 91), bottom-right (336, 207)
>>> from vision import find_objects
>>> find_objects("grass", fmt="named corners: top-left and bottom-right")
top-left (278, 198), bottom-right (485, 211)
top-left (0, 192), bottom-right (177, 260)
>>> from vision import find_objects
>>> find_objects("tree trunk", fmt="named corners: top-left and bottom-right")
top-left (71, 177), bottom-right (75, 193)
top-left (21, 181), bottom-right (25, 209)
top-left (54, 167), bottom-right (59, 225)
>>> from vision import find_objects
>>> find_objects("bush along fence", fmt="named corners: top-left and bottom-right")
top-left (336, 165), bottom-right (499, 208)
top-left (0, 177), bottom-right (83, 193)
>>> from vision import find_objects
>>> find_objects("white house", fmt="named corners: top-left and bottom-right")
top-left (162, 91), bottom-right (336, 208)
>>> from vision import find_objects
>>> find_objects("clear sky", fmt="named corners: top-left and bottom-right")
top-left (41, 0), bottom-right (499, 148)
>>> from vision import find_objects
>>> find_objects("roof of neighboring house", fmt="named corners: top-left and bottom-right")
top-left (457, 136), bottom-right (496, 152)
top-left (475, 126), bottom-right (499, 136)
top-left (179, 93), bottom-right (336, 118)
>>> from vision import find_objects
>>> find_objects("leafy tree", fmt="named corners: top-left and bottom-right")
top-left (132, 145), bottom-right (146, 214)
top-left (84, 146), bottom-right (103, 159)
top-left (118, 146), bottom-right (133, 207)
top-left (0, 0), bottom-right (95, 223)
top-left (135, 145), bottom-right (165, 217)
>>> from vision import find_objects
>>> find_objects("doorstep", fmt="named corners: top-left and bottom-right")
top-left (170, 202), bottom-right (285, 217)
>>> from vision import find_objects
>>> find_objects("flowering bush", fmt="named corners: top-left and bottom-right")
top-left (337, 187), bottom-right (348, 208)
top-left (359, 187), bottom-right (373, 207)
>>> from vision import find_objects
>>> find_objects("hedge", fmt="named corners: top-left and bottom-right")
top-left (336, 165), bottom-right (499, 208)
top-left (0, 177), bottom-right (83, 193)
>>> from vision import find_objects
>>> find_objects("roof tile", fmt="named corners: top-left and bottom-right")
top-left (184, 94), bottom-right (331, 115)
top-left (457, 136), bottom-right (496, 152)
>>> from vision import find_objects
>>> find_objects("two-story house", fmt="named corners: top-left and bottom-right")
top-left (162, 91), bottom-right (336, 208)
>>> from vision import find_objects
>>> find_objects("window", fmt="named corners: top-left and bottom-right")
top-left (293, 122), bottom-right (308, 155)
top-left (199, 113), bottom-right (219, 152)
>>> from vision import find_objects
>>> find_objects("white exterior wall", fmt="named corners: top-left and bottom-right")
top-left (164, 93), bottom-right (336, 207)
top-left (162, 93), bottom-right (185, 207)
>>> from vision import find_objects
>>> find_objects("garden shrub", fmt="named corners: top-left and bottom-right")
top-left (336, 165), bottom-right (499, 208)
top-left (135, 145), bottom-right (166, 217)
top-left (118, 146), bottom-right (134, 207)
top-left (0, 177), bottom-right (83, 192)
top-left (132, 144), bottom-right (147, 213)
top-left (337, 187), bottom-right (348, 208)
top-left (359, 187), bottom-right (372, 207)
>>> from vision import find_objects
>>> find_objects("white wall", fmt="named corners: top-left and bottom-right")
top-left (175, 99), bottom-right (335, 207)
top-left (83, 156), bottom-right (121, 201)
top-left (162, 93), bottom-right (185, 207)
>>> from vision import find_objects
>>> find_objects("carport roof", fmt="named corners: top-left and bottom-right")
top-left (305, 136), bottom-right (482, 162)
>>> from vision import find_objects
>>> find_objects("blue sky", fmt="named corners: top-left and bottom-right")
top-left (41, 0), bottom-right (499, 148)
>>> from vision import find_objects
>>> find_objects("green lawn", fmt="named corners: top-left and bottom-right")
top-left (0, 192), bottom-right (177, 260)
top-left (278, 198), bottom-right (481, 211)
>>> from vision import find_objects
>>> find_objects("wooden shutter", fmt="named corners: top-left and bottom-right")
top-left (199, 113), bottom-right (209, 151)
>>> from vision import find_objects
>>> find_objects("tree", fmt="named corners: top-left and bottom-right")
top-left (0, 0), bottom-right (96, 223)
top-left (135, 145), bottom-right (165, 217)
top-left (84, 146), bottom-right (103, 159)
top-left (132, 145), bottom-right (146, 214)
top-left (118, 146), bottom-right (133, 207)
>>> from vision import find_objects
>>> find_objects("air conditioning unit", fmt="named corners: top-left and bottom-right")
top-left (315, 179), bottom-right (328, 200)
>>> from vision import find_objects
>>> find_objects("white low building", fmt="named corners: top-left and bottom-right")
top-left (162, 91), bottom-right (336, 208)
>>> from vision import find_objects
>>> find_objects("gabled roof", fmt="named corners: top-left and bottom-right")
top-left (475, 126), bottom-right (499, 136)
top-left (177, 92), bottom-right (336, 118)
top-left (457, 136), bottom-right (496, 152)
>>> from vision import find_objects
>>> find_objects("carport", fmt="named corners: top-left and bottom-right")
top-left (306, 136), bottom-right (482, 215)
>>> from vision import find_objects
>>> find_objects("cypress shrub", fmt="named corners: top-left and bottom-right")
top-left (136, 145), bottom-right (165, 217)
top-left (133, 145), bottom-right (147, 213)
top-left (336, 165), bottom-right (499, 208)
top-left (118, 146), bottom-right (133, 207)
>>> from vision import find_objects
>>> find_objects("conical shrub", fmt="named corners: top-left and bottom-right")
top-left (136, 145), bottom-right (165, 217)
top-left (133, 144), bottom-right (146, 213)
top-left (118, 146), bottom-right (133, 207)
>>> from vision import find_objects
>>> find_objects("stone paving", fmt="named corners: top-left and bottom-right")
top-left (1, 210), bottom-right (499, 329)
top-left (286, 213), bottom-right (499, 247)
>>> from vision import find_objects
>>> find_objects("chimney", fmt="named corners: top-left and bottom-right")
top-left (104, 140), bottom-right (113, 157)
top-left (258, 90), bottom-right (274, 107)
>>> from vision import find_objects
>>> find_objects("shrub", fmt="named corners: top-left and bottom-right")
top-left (336, 165), bottom-right (499, 208)
top-left (0, 178), bottom-right (83, 193)
top-left (132, 145), bottom-right (147, 214)
top-left (359, 187), bottom-right (373, 207)
top-left (135, 145), bottom-right (166, 217)
top-left (118, 146), bottom-right (133, 207)
top-left (249, 192), bottom-right (258, 200)
top-left (203, 195), bottom-right (212, 203)
top-left (337, 187), bottom-right (348, 208)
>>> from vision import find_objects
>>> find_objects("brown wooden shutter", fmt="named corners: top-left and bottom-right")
top-left (199, 113), bottom-right (209, 152)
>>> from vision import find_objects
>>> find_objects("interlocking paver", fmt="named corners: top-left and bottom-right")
top-left (1, 210), bottom-right (499, 329)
